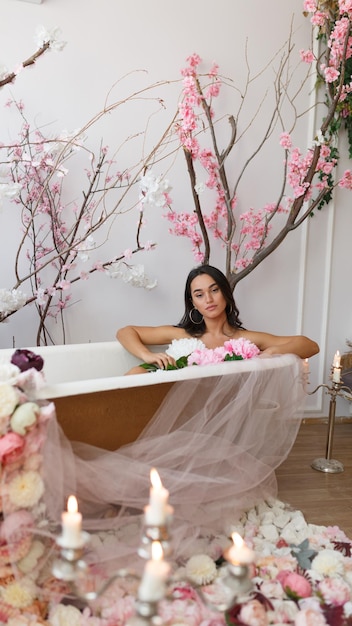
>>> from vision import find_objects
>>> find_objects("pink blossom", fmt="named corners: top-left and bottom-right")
top-left (300, 49), bottom-right (315, 63)
top-left (303, 0), bottom-right (317, 11)
top-left (338, 169), bottom-right (352, 189)
top-left (324, 66), bottom-right (340, 82)
top-left (123, 248), bottom-right (133, 260)
top-left (280, 132), bottom-right (293, 149)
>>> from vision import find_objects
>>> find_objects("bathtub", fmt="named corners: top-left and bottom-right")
top-left (0, 341), bottom-right (303, 451)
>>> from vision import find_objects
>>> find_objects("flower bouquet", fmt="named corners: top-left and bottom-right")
top-left (140, 337), bottom-right (260, 372)
top-left (0, 349), bottom-right (57, 620)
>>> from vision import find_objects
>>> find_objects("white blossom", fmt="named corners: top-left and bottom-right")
top-left (107, 262), bottom-right (157, 289)
top-left (34, 25), bottom-right (67, 52)
top-left (0, 288), bottom-right (28, 317)
top-left (139, 171), bottom-right (172, 208)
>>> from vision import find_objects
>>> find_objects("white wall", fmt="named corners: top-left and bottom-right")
top-left (1, 0), bottom-right (351, 418)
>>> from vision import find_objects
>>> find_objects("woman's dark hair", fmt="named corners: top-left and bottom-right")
top-left (177, 264), bottom-right (243, 336)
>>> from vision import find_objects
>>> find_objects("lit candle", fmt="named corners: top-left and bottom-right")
top-left (61, 495), bottom-right (83, 548)
top-left (144, 468), bottom-right (169, 526)
top-left (138, 541), bottom-right (170, 602)
top-left (303, 358), bottom-right (309, 373)
top-left (224, 532), bottom-right (255, 566)
top-left (332, 350), bottom-right (341, 383)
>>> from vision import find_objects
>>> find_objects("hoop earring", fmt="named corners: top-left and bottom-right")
top-left (189, 308), bottom-right (203, 325)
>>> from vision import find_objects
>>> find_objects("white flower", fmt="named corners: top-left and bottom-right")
top-left (8, 470), bottom-right (45, 509)
top-left (185, 554), bottom-right (217, 585)
top-left (0, 288), bottom-right (27, 316)
top-left (1, 578), bottom-right (37, 609)
top-left (49, 603), bottom-right (83, 626)
top-left (194, 182), bottom-right (205, 194)
top-left (107, 262), bottom-right (157, 290)
top-left (139, 171), bottom-right (172, 208)
top-left (0, 382), bottom-right (19, 418)
top-left (10, 402), bottom-right (40, 435)
top-left (311, 548), bottom-right (345, 577)
top-left (166, 338), bottom-right (205, 361)
top-left (0, 182), bottom-right (22, 208)
top-left (34, 25), bottom-right (67, 52)
top-left (18, 540), bottom-right (45, 574)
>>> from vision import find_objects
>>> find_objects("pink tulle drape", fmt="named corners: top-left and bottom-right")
top-left (40, 354), bottom-right (306, 572)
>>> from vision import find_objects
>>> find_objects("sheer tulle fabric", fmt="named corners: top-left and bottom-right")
top-left (41, 354), bottom-right (306, 569)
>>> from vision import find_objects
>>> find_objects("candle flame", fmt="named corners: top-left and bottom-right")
top-left (150, 467), bottom-right (162, 489)
top-left (151, 540), bottom-right (163, 561)
top-left (67, 495), bottom-right (78, 514)
top-left (231, 532), bottom-right (244, 548)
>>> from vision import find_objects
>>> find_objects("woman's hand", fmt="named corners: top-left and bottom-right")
top-left (141, 350), bottom-right (177, 370)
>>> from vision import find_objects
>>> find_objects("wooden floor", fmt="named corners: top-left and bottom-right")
top-left (276, 420), bottom-right (352, 539)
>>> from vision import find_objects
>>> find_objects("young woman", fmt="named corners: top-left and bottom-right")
top-left (116, 264), bottom-right (319, 372)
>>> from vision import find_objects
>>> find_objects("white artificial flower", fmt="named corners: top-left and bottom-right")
top-left (0, 382), bottom-right (19, 418)
top-left (0, 288), bottom-right (27, 316)
top-left (8, 470), bottom-right (45, 509)
top-left (1, 578), bottom-right (37, 609)
top-left (194, 182), bottom-right (205, 194)
top-left (311, 548), bottom-right (345, 577)
top-left (10, 401), bottom-right (39, 435)
top-left (17, 539), bottom-right (45, 574)
top-left (185, 554), bottom-right (217, 585)
top-left (139, 171), bottom-right (172, 208)
top-left (34, 25), bottom-right (67, 52)
top-left (111, 263), bottom-right (157, 289)
top-left (166, 338), bottom-right (206, 360)
top-left (49, 603), bottom-right (83, 626)
top-left (0, 362), bottom-right (20, 383)
top-left (0, 182), bottom-right (22, 209)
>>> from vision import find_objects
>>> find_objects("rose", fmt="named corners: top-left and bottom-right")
top-left (277, 570), bottom-right (312, 599)
top-left (11, 349), bottom-right (44, 373)
top-left (0, 431), bottom-right (25, 464)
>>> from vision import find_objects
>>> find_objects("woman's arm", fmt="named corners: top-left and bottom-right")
top-left (242, 330), bottom-right (320, 359)
top-left (116, 325), bottom-right (187, 369)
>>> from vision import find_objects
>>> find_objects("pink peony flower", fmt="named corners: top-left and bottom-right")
top-left (317, 577), bottom-right (351, 606)
top-left (0, 431), bottom-right (25, 464)
top-left (239, 599), bottom-right (269, 626)
top-left (294, 608), bottom-right (327, 625)
top-left (277, 570), bottom-right (312, 599)
top-left (223, 337), bottom-right (260, 359)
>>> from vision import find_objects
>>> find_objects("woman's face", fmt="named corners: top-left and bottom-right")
top-left (190, 273), bottom-right (227, 319)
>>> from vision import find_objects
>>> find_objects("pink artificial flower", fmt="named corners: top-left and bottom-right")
top-left (317, 577), bottom-right (351, 606)
top-left (238, 599), bottom-right (269, 626)
top-left (0, 431), bottom-right (25, 464)
top-left (294, 608), bottom-right (327, 625)
top-left (223, 337), bottom-right (260, 359)
top-left (277, 570), bottom-right (312, 599)
top-left (338, 169), bottom-right (352, 189)
top-left (0, 509), bottom-right (34, 542)
top-left (300, 49), bottom-right (316, 63)
top-left (280, 132), bottom-right (293, 149)
top-left (324, 66), bottom-right (340, 83)
top-left (303, 0), bottom-right (317, 11)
